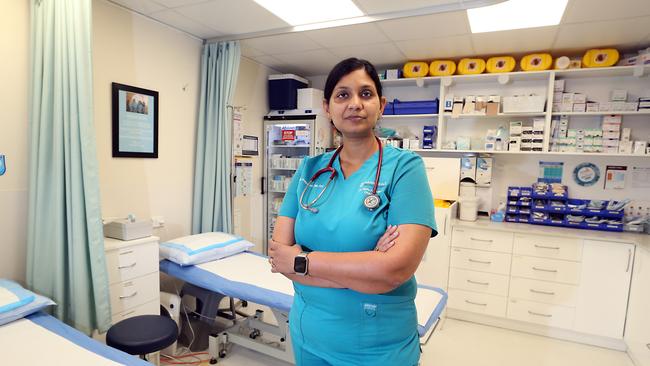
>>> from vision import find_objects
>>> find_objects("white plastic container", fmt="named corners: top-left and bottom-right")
top-left (458, 196), bottom-right (480, 221)
top-left (459, 181), bottom-right (477, 196)
top-left (103, 219), bottom-right (152, 240)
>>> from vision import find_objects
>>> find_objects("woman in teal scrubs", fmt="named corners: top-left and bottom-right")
top-left (269, 58), bottom-right (436, 366)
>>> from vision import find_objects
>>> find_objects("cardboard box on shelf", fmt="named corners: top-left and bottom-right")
top-left (634, 141), bottom-right (648, 155)
top-left (619, 140), bottom-right (633, 154)
top-left (560, 102), bottom-right (573, 112)
top-left (611, 89), bottom-right (627, 101)
top-left (562, 93), bottom-right (575, 104)
top-left (553, 92), bottom-right (563, 103)
top-left (621, 128), bottom-right (631, 141)
top-left (586, 102), bottom-right (599, 112)
top-left (599, 102), bottom-right (612, 112)
top-left (554, 79), bottom-right (565, 92)
top-left (573, 103), bottom-right (586, 112)
top-left (625, 102), bottom-right (638, 111)
top-left (612, 102), bottom-right (626, 111)
top-left (573, 93), bottom-right (587, 104)
top-left (603, 130), bottom-right (621, 139)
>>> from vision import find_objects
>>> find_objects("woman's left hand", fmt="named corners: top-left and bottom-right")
top-left (268, 240), bottom-right (302, 274)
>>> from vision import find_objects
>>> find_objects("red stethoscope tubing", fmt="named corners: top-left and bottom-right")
top-left (300, 136), bottom-right (382, 212)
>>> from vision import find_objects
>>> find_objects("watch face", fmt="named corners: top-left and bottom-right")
top-left (294, 256), bottom-right (307, 274)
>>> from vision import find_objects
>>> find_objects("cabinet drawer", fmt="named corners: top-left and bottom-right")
top-left (507, 298), bottom-right (575, 330)
top-left (106, 241), bottom-right (159, 285)
top-left (111, 298), bottom-right (160, 325)
top-left (509, 277), bottom-right (578, 306)
top-left (511, 255), bottom-right (581, 285)
top-left (514, 234), bottom-right (582, 261)
top-left (449, 268), bottom-right (510, 296)
top-left (109, 272), bottom-right (160, 315)
top-left (450, 248), bottom-right (512, 275)
top-left (448, 288), bottom-right (507, 317)
top-left (452, 228), bottom-right (514, 253)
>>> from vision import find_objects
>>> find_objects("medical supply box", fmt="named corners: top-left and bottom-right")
top-left (297, 88), bottom-right (324, 111)
top-left (268, 74), bottom-right (308, 110)
top-left (104, 219), bottom-right (153, 241)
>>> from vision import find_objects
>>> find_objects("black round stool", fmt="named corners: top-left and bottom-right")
top-left (107, 315), bottom-right (178, 361)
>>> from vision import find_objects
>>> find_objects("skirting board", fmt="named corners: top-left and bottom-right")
top-left (447, 308), bottom-right (627, 351)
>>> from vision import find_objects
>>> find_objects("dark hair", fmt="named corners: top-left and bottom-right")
top-left (323, 58), bottom-right (383, 102)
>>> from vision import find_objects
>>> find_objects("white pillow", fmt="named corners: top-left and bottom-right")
top-left (0, 279), bottom-right (56, 326)
top-left (160, 232), bottom-right (254, 266)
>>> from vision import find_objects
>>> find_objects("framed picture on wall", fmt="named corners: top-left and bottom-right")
top-left (111, 82), bottom-right (159, 158)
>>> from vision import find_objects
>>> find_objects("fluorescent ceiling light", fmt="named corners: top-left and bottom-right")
top-left (253, 0), bottom-right (364, 26)
top-left (467, 0), bottom-right (568, 33)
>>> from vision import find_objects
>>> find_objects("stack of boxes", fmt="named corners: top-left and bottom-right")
top-left (602, 115), bottom-right (621, 154)
top-left (552, 80), bottom-right (640, 113)
top-left (422, 125), bottom-right (436, 149)
top-left (508, 119), bottom-right (544, 152)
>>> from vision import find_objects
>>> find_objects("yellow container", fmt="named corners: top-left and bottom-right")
top-left (457, 58), bottom-right (486, 75)
top-left (486, 56), bottom-right (516, 73)
top-left (582, 49), bottom-right (619, 68)
top-left (429, 60), bottom-right (456, 76)
top-left (520, 53), bottom-right (553, 71)
top-left (403, 62), bottom-right (429, 78)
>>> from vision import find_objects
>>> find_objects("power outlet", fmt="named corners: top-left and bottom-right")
top-left (152, 216), bottom-right (165, 228)
top-left (624, 201), bottom-right (650, 218)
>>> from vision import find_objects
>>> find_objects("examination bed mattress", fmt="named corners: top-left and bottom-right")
top-left (159, 251), bottom-right (448, 338)
top-left (0, 312), bottom-right (149, 365)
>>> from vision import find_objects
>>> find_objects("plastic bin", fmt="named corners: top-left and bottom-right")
top-left (393, 99), bottom-right (439, 115)
top-left (383, 102), bottom-right (394, 115)
top-left (268, 74), bottom-right (308, 110)
top-left (459, 196), bottom-right (480, 221)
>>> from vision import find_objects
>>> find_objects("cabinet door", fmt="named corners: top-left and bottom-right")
top-left (573, 240), bottom-right (634, 339)
top-left (625, 245), bottom-right (650, 366)
top-left (416, 208), bottom-right (452, 290)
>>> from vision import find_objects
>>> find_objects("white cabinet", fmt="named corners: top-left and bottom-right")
top-left (416, 203), bottom-right (456, 290)
top-left (104, 236), bottom-right (160, 324)
top-left (625, 244), bottom-right (650, 366)
top-left (573, 240), bottom-right (633, 339)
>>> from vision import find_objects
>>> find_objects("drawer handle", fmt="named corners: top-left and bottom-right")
top-left (534, 244), bottom-right (560, 250)
top-left (119, 291), bottom-right (138, 299)
top-left (470, 237), bottom-right (493, 243)
top-left (467, 279), bottom-right (490, 286)
top-left (532, 266), bottom-right (558, 273)
top-left (119, 250), bottom-right (134, 255)
top-left (469, 258), bottom-right (492, 265)
top-left (118, 262), bottom-right (137, 269)
top-left (122, 310), bottom-right (136, 317)
top-left (530, 288), bottom-right (555, 296)
top-left (465, 300), bottom-right (487, 307)
top-left (528, 310), bottom-right (552, 318)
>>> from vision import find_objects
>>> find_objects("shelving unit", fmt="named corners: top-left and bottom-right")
top-left (380, 65), bottom-right (650, 158)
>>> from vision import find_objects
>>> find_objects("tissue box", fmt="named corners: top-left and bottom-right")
top-left (104, 219), bottom-right (153, 241)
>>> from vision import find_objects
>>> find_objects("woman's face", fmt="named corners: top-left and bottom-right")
top-left (324, 69), bottom-right (386, 138)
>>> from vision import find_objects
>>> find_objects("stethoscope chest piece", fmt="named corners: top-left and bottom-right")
top-left (363, 194), bottom-right (381, 211)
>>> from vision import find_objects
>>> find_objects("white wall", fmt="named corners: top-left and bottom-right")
top-left (93, 0), bottom-right (202, 241)
top-left (0, 0), bottom-right (29, 283)
top-left (231, 57), bottom-right (278, 252)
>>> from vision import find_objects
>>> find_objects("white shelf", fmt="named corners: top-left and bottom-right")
top-left (382, 113), bottom-right (438, 119)
top-left (551, 111), bottom-right (650, 116)
top-left (381, 76), bottom-right (441, 87)
top-left (269, 145), bottom-right (310, 148)
top-left (554, 65), bottom-right (650, 79)
top-left (269, 167), bottom-right (297, 171)
top-left (444, 112), bottom-right (545, 119)
top-left (412, 149), bottom-right (650, 157)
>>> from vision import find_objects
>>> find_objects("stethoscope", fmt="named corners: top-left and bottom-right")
top-left (299, 136), bottom-right (383, 214)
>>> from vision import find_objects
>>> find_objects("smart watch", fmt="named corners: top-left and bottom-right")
top-left (293, 252), bottom-right (309, 276)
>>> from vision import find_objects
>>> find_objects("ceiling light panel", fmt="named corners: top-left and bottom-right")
top-left (468, 0), bottom-right (568, 33)
top-left (253, 0), bottom-right (364, 25)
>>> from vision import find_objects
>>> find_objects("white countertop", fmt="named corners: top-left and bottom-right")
top-left (452, 219), bottom-right (650, 248)
top-left (104, 236), bottom-right (159, 251)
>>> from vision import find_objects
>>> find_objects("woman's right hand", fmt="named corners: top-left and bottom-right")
top-left (374, 225), bottom-right (399, 252)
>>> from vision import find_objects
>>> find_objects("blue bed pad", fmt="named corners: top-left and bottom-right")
top-left (27, 312), bottom-right (150, 366)
top-left (159, 257), bottom-right (448, 337)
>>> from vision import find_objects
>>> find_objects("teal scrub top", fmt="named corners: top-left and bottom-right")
top-left (278, 145), bottom-right (436, 364)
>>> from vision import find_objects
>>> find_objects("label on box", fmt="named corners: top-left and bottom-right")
top-left (282, 129), bottom-right (296, 141)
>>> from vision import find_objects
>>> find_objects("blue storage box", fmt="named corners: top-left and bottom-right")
top-left (383, 102), bottom-right (394, 115)
top-left (268, 74), bottom-right (308, 110)
top-left (393, 99), bottom-right (439, 115)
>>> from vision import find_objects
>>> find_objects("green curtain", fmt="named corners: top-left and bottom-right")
top-left (192, 41), bottom-right (241, 234)
top-left (27, 0), bottom-right (111, 334)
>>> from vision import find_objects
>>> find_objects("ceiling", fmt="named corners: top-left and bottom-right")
top-left (109, 0), bottom-right (650, 76)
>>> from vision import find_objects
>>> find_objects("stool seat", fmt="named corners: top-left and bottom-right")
top-left (107, 315), bottom-right (178, 356)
